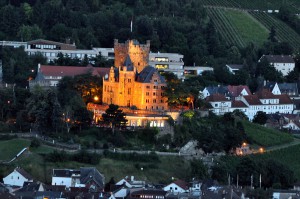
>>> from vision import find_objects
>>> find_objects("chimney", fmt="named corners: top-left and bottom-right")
top-left (131, 176), bottom-right (134, 182)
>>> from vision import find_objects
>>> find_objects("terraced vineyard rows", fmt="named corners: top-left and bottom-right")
top-left (207, 7), bottom-right (246, 48)
top-left (249, 11), bottom-right (300, 50)
top-left (200, 0), bottom-right (300, 13)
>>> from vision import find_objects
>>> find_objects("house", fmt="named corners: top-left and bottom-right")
top-left (51, 167), bottom-right (105, 191)
top-left (52, 169), bottom-right (81, 187)
top-left (272, 190), bottom-right (300, 199)
top-left (226, 64), bottom-right (243, 74)
top-left (115, 176), bottom-right (146, 188)
top-left (205, 94), bottom-right (232, 115)
top-left (163, 179), bottom-right (189, 194)
top-left (283, 120), bottom-right (300, 131)
top-left (206, 88), bottom-right (294, 120)
top-left (201, 85), bottom-right (229, 99)
top-left (263, 81), bottom-right (299, 97)
top-left (128, 189), bottom-right (167, 199)
top-left (3, 167), bottom-right (33, 187)
top-left (227, 85), bottom-right (251, 99)
top-left (259, 55), bottom-right (295, 76)
top-left (30, 63), bottom-right (110, 88)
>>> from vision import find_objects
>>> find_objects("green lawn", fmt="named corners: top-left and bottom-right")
top-left (242, 121), bottom-right (293, 147)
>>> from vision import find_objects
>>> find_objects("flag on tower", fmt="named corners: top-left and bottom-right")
top-left (130, 18), bottom-right (133, 32)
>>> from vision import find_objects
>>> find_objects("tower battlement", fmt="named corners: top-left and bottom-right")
top-left (114, 39), bottom-right (150, 73)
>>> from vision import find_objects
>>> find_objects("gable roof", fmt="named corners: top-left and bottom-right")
top-left (15, 168), bottom-right (33, 181)
top-left (227, 85), bottom-right (251, 97)
top-left (232, 100), bottom-right (247, 108)
top-left (256, 89), bottom-right (278, 99)
top-left (226, 64), bottom-right (243, 70)
top-left (204, 86), bottom-right (229, 97)
top-left (172, 179), bottom-right (189, 190)
top-left (40, 65), bottom-right (110, 77)
top-left (243, 95), bottom-right (262, 105)
top-left (80, 167), bottom-right (105, 188)
top-left (206, 93), bottom-right (229, 102)
top-left (263, 55), bottom-right (295, 63)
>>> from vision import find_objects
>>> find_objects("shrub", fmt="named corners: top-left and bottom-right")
top-left (30, 138), bottom-right (41, 148)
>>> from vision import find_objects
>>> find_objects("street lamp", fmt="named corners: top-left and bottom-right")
top-left (94, 96), bottom-right (99, 102)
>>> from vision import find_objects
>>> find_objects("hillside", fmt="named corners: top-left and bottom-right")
top-left (200, 0), bottom-right (300, 13)
top-left (206, 7), bottom-right (269, 48)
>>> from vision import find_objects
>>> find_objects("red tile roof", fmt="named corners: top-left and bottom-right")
top-left (172, 179), bottom-right (189, 190)
top-left (206, 93), bottom-right (229, 102)
top-left (40, 65), bottom-right (110, 77)
top-left (227, 85), bottom-right (251, 97)
top-left (256, 89), bottom-right (277, 99)
top-left (278, 94), bottom-right (293, 104)
top-left (243, 95), bottom-right (262, 105)
top-left (232, 100), bottom-right (247, 108)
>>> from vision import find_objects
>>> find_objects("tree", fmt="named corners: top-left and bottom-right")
top-left (190, 159), bottom-right (209, 179)
top-left (253, 111), bottom-right (267, 125)
top-left (102, 104), bottom-right (127, 134)
top-left (268, 26), bottom-right (278, 42)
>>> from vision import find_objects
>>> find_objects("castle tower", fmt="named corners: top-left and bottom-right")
top-left (114, 39), bottom-right (150, 73)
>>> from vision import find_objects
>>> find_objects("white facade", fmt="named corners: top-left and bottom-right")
top-left (184, 66), bottom-right (213, 76)
top-left (52, 176), bottom-right (73, 187)
top-left (3, 170), bottom-right (32, 187)
top-left (163, 183), bottom-right (187, 193)
top-left (210, 101), bottom-right (232, 115)
top-left (272, 62), bottom-right (294, 76)
top-left (149, 52), bottom-right (184, 79)
top-left (208, 94), bottom-right (294, 120)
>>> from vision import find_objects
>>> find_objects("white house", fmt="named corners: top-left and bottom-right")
top-left (226, 64), bottom-right (243, 74)
top-left (52, 169), bottom-right (81, 188)
top-left (206, 89), bottom-right (294, 120)
top-left (3, 167), bottom-right (33, 187)
top-left (163, 179), bottom-right (189, 194)
top-left (184, 66), bottom-right (214, 76)
top-left (259, 55), bottom-right (295, 76)
top-left (115, 176), bottom-right (145, 188)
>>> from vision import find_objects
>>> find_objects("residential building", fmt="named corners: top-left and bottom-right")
top-left (30, 63), bottom-right (110, 88)
top-left (149, 52), bottom-right (184, 79)
top-left (259, 55), bottom-right (295, 76)
top-left (163, 179), bottom-right (189, 194)
top-left (206, 89), bottom-right (294, 120)
top-left (51, 167), bottom-right (105, 191)
top-left (128, 189), bottom-right (167, 199)
top-left (226, 64), bottom-right (243, 74)
top-left (201, 85), bottom-right (251, 99)
top-left (263, 81), bottom-right (299, 98)
top-left (3, 167), bottom-right (33, 187)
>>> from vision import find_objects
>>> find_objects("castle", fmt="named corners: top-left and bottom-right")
top-left (102, 39), bottom-right (168, 111)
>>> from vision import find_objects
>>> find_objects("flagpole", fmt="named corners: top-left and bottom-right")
top-left (251, 174), bottom-right (253, 189)
top-left (236, 174), bottom-right (239, 188)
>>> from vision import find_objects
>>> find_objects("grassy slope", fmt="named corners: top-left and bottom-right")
top-left (242, 121), bottom-right (293, 147)
top-left (0, 139), bottom-right (30, 161)
top-left (254, 144), bottom-right (300, 179)
top-left (223, 9), bottom-right (269, 46)
top-left (0, 139), bottom-right (190, 184)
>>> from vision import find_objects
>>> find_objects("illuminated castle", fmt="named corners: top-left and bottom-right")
top-left (102, 39), bottom-right (168, 111)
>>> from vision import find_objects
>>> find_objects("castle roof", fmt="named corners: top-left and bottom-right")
top-left (137, 66), bottom-right (165, 83)
top-left (123, 55), bottom-right (134, 71)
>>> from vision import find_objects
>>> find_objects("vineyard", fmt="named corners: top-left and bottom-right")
top-left (206, 7), bottom-right (268, 48)
top-left (256, 144), bottom-right (300, 179)
top-left (200, 0), bottom-right (300, 13)
top-left (249, 11), bottom-right (300, 50)
top-left (242, 121), bottom-right (294, 147)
